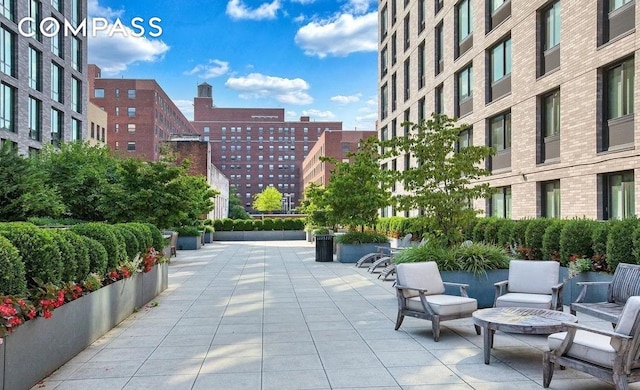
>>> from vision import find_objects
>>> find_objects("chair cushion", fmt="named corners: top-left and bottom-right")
top-left (495, 293), bottom-right (553, 310)
top-left (406, 294), bottom-right (477, 316)
top-left (548, 330), bottom-right (616, 368)
top-left (615, 296), bottom-right (640, 336)
top-left (396, 262), bottom-right (446, 297)
top-left (508, 260), bottom-right (559, 295)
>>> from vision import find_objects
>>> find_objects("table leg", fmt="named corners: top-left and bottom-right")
top-left (483, 325), bottom-right (491, 364)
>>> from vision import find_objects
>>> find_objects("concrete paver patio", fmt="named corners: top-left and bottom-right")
top-left (34, 241), bottom-right (640, 390)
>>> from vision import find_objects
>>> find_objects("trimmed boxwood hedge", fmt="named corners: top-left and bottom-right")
top-left (71, 223), bottom-right (126, 271)
top-left (49, 229), bottom-right (78, 283)
top-left (143, 223), bottom-right (166, 253)
top-left (559, 219), bottom-right (595, 264)
top-left (0, 235), bottom-right (26, 296)
top-left (59, 230), bottom-right (90, 281)
top-left (79, 235), bottom-right (108, 275)
top-left (112, 225), bottom-right (140, 261)
top-left (607, 218), bottom-right (638, 272)
top-left (525, 218), bottom-right (553, 259)
top-left (0, 222), bottom-right (63, 287)
top-left (120, 223), bottom-right (152, 254)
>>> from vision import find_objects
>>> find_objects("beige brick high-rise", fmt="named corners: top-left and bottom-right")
top-left (378, 0), bottom-right (640, 220)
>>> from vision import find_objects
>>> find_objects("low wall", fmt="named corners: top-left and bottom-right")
top-left (212, 231), bottom-right (306, 241)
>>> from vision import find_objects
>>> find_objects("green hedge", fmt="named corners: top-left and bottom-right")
top-left (121, 222), bottom-right (153, 254)
top-left (79, 236), bottom-right (108, 275)
top-left (59, 230), bottom-right (90, 281)
top-left (0, 222), bottom-right (63, 287)
top-left (212, 218), bottom-right (305, 231)
top-left (49, 229), bottom-right (77, 283)
top-left (0, 235), bottom-right (26, 296)
top-left (175, 226), bottom-right (201, 237)
top-left (525, 218), bottom-right (553, 259)
top-left (71, 223), bottom-right (126, 271)
top-left (112, 225), bottom-right (140, 261)
top-left (607, 218), bottom-right (638, 271)
top-left (542, 220), bottom-right (565, 262)
top-left (334, 231), bottom-right (388, 244)
top-left (559, 219), bottom-right (595, 264)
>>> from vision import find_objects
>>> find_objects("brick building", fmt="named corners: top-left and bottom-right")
top-left (192, 83), bottom-right (343, 212)
top-left (88, 64), bottom-right (197, 161)
top-left (378, 0), bottom-right (640, 220)
top-left (0, 1), bottom-right (88, 155)
top-left (301, 130), bottom-right (377, 189)
top-left (87, 102), bottom-right (107, 146)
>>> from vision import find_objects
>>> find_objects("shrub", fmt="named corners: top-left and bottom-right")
top-left (592, 222), bottom-right (609, 256)
top-left (334, 231), bottom-right (388, 244)
top-left (204, 225), bottom-right (215, 233)
top-left (79, 236), bottom-right (108, 275)
top-left (376, 218), bottom-right (391, 234)
top-left (483, 218), bottom-right (501, 244)
top-left (454, 243), bottom-right (510, 277)
top-left (313, 227), bottom-right (330, 235)
top-left (143, 223), bottom-right (166, 251)
top-left (71, 223), bottom-right (126, 271)
top-left (607, 218), bottom-right (638, 271)
top-left (511, 219), bottom-right (532, 247)
top-left (175, 226), bottom-right (201, 237)
top-left (27, 217), bottom-right (84, 226)
top-left (525, 218), bottom-right (554, 259)
top-left (272, 219), bottom-right (284, 230)
top-left (283, 218), bottom-right (303, 230)
top-left (112, 225), bottom-right (140, 261)
top-left (239, 219), bottom-right (256, 231)
top-left (559, 219), bottom-right (595, 264)
top-left (59, 230), bottom-right (90, 281)
top-left (405, 217), bottom-right (431, 240)
top-left (0, 222), bottom-right (63, 286)
top-left (462, 218), bottom-right (478, 241)
top-left (252, 219), bottom-right (263, 231)
top-left (49, 229), bottom-right (77, 283)
top-left (221, 218), bottom-right (235, 231)
top-left (0, 235), bottom-right (26, 296)
top-left (542, 220), bottom-right (565, 263)
top-left (262, 219), bottom-right (275, 231)
top-left (204, 219), bottom-right (213, 226)
top-left (472, 218), bottom-right (491, 243)
top-left (393, 244), bottom-right (458, 271)
top-left (213, 219), bottom-right (224, 231)
top-left (122, 223), bottom-right (153, 254)
top-left (496, 219), bottom-right (516, 247)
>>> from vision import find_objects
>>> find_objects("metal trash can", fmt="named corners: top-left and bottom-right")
top-left (315, 234), bottom-right (334, 262)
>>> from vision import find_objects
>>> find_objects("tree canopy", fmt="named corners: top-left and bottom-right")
top-left (253, 186), bottom-right (283, 212)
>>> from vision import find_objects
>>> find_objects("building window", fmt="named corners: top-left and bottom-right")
top-left (490, 111), bottom-right (511, 171)
top-left (404, 59), bottom-right (410, 101)
top-left (72, 118), bottom-right (81, 141)
top-left (0, 82), bottom-right (13, 132)
top-left (391, 32), bottom-right (397, 65)
top-left (604, 170), bottom-right (635, 220)
top-left (391, 73), bottom-right (397, 111)
top-left (28, 0), bottom-right (41, 41)
top-left (0, 26), bottom-right (14, 77)
top-left (127, 141), bottom-right (136, 151)
top-left (457, 127), bottom-right (472, 152)
top-left (491, 186), bottom-right (512, 218)
top-left (127, 107), bottom-right (136, 117)
top-left (540, 89), bottom-right (560, 162)
top-left (127, 123), bottom-right (135, 133)
top-left (381, 45), bottom-right (388, 78)
top-left (28, 97), bottom-right (41, 141)
top-left (127, 89), bottom-right (136, 99)
top-left (603, 57), bottom-right (634, 150)
top-left (115, 88), bottom-right (120, 98)
top-left (71, 77), bottom-right (81, 113)
top-left (457, 64), bottom-right (473, 117)
top-left (51, 62), bottom-right (63, 103)
top-left (602, 0), bottom-right (635, 44)
top-left (435, 0), bottom-right (443, 14)
top-left (489, 0), bottom-right (511, 31)
top-left (435, 83), bottom-right (444, 114)
top-left (456, 0), bottom-right (473, 57)
top-left (490, 37), bottom-right (512, 101)
top-left (435, 22), bottom-right (443, 75)
top-left (418, 41), bottom-right (426, 89)
top-left (542, 180), bottom-right (561, 218)
top-left (71, 37), bottom-right (81, 72)
top-left (418, 0), bottom-right (426, 32)
top-left (50, 108), bottom-right (62, 146)
top-left (94, 87), bottom-right (104, 99)
top-left (204, 126), bottom-right (210, 132)
top-left (28, 47), bottom-right (41, 91)
top-left (51, 0), bottom-right (60, 12)
top-left (1, 0), bottom-right (13, 20)
top-left (50, 20), bottom-right (63, 57)
top-left (403, 14), bottom-right (410, 51)
top-left (540, 1), bottom-right (561, 75)
top-left (380, 5), bottom-right (388, 41)
top-left (381, 83), bottom-right (388, 120)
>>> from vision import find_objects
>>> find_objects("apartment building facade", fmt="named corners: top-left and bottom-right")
top-left (378, 0), bottom-right (640, 220)
top-left (88, 64), bottom-right (197, 161)
top-left (301, 129), bottom-right (377, 189)
top-left (192, 83), bottom-right (343, 212)
top-left (0, 0), bottom-right (88, 155)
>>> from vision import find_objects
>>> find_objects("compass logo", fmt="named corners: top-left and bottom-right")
top-left (17, 17), bottom-right (163, 38)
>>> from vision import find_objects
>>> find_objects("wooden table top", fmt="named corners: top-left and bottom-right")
top-left (473, 307), bottom-right (577, 329)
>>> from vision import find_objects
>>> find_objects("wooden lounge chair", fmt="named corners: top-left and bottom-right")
top-left (494, 260), bottom-right (564, 311)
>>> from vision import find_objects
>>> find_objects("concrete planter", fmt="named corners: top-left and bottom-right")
top-left (560, 267), bottom-right (612, 305)
top-left (177, 235), bottom-right (202, 250)
top-left (212, 230), bottom-right (306, 241)
top-left (0, 263), bottom-right (168, 390)
top-left (440, 269), bottom-right (510, 309)
top-left (336, 242), bottom-right (390, 263)
top-left (204, 231), bottom-right (214, 243)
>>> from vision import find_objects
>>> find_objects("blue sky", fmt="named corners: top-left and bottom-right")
top-left (87, 0), bottom-right (379, 130)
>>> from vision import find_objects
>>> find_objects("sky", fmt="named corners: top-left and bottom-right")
top-left (87, 0), bottom-right (379, 131)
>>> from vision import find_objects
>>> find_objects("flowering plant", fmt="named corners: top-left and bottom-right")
top-left (140, 247), bottom-right (166, 273)
top-left (0, 297), bottom-right (36, 336)
top-left (568, 254), bottom-right (593, 278)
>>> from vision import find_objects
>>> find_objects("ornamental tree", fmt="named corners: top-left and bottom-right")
top-left (321, 136), bottom-right (392, 230)
top-left (380, 114), bottom-right (495, 247)
top-left (253, 186), bottom-right (283, 212)
top-left (298, 182), bottom-right (331, 228)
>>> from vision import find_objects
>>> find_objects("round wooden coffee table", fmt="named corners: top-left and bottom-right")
top-left (472, 307), bottom-right (578, 364)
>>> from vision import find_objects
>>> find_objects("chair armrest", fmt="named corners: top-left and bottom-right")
top-left (551, 282), bottom-right (564, 311)
top-left (394, 284), bottom-right (427, 294)
top-left (551, 322), bottom-right (633, 357)
top-left (562, 322), bottom-right (627, 338)
top-left (443, 281), bottom-right (471, 297)
top-left (494, 280), bottom-right (508, 307)
top-left (574, 281), bottom-right (612, 303)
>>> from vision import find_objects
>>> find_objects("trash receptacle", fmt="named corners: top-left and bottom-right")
top-left (315, 234), bottom-right (334, 262)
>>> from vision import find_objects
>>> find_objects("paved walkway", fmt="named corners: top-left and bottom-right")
top-left (35, 241), bottom-right (634, 390)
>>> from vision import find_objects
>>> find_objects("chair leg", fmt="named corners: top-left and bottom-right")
top-left (432, 317), bottom-right (441, 342)
top-left (394, 311), bottom-right (404, 330)
top-left (474, 324), bottom-right (481, 335)
top-left (542, 351), bottom-right (554, 388)
top-left (612, 372), bottom-right (630, 390)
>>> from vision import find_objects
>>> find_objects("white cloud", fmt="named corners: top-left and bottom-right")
top-left (330, 93), bottom-right (361, 104)
top-left (302, 109), bottom-right (336, 119)
top-left (225, 73), bottom-right (313, 105)
top-left (295, 12), bottom-right (377, 58)
top-left (353, 112), bottom-right (377, 129)
top-left (87, 0), bottom-right (123, 18)
top-left (226, 0), bottom-right (280, 20)
top-left (290, 0), bottom-right (316, 4)
top-left (184, 59), bottom-right (230, 79)
top-left (345, 0), bottom-right (373, 14)
top-left (173, 99), bottom-right (195, 121)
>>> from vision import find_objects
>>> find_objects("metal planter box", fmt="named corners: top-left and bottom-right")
top-left (440, 269), bottom-right (510, 309)
top-left (177, 235), bottom-right (202, 250)
top-left (336, 243), bottom-right (390, 263)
